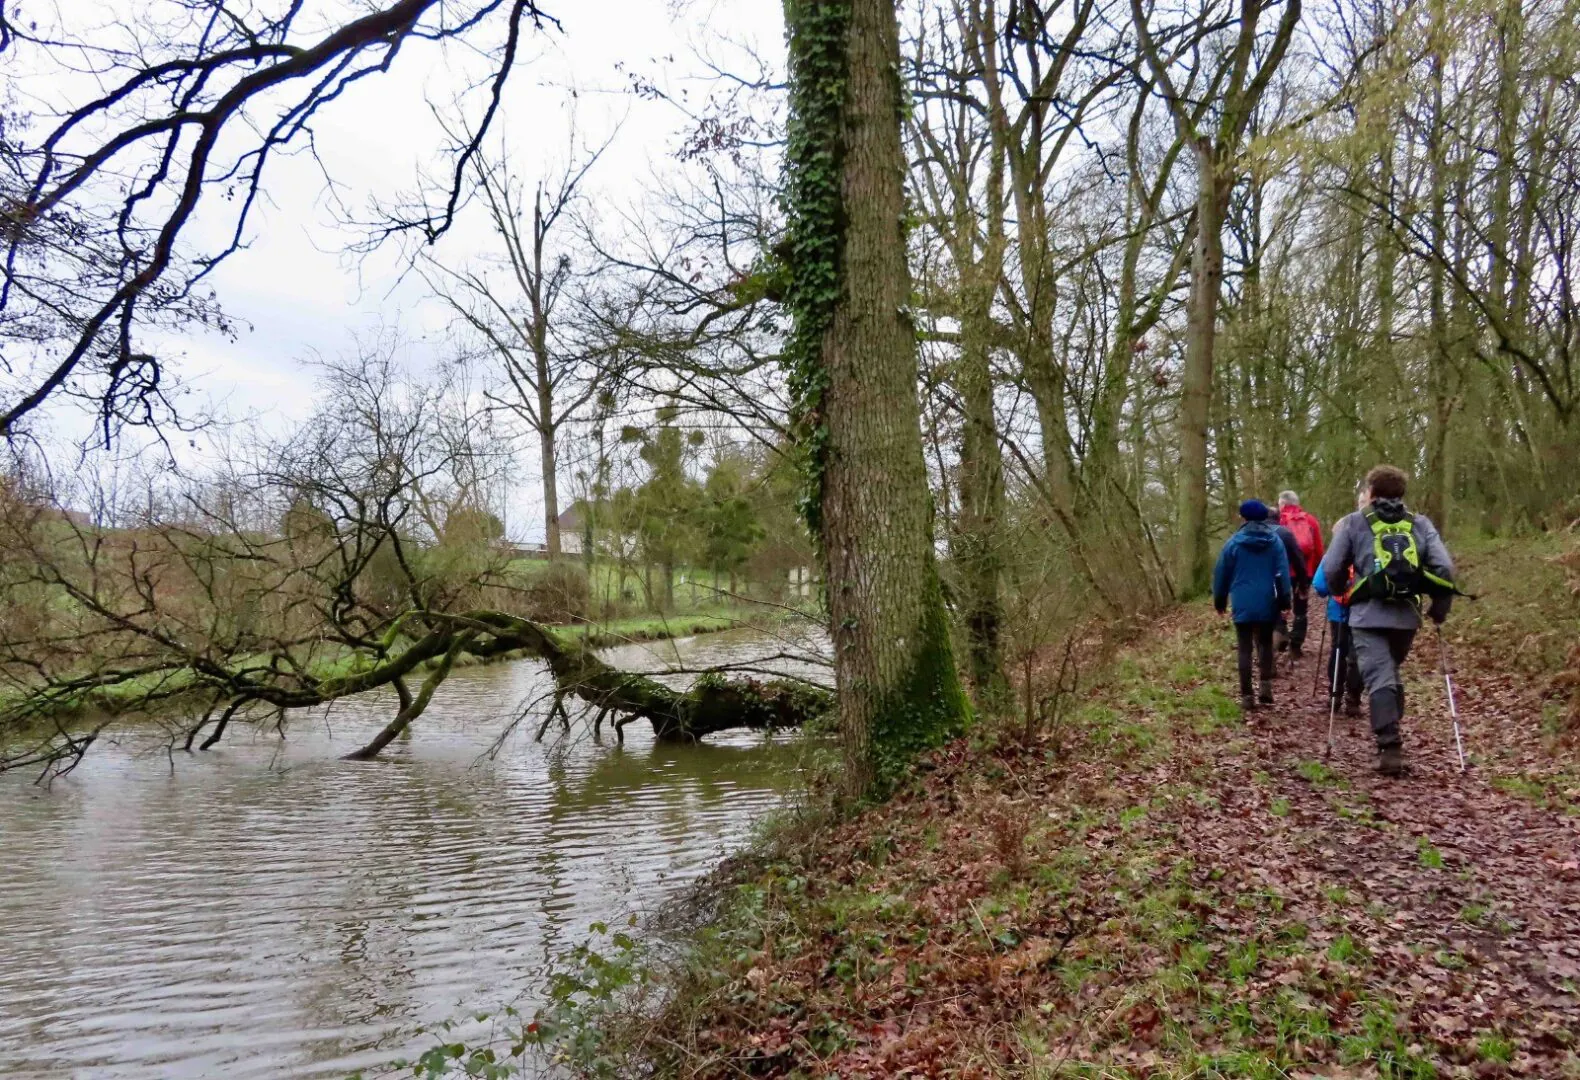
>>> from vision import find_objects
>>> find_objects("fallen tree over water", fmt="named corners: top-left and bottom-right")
top-left (0, 606), bottom-right (832, 775)
top-left (0, 360), bottom-right (831, 778)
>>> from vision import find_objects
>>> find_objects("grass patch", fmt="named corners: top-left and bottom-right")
top-left (1477, 1032), bottom-right (1516, 1063)
top-left (1297, 759), bottom-right (1338, 785)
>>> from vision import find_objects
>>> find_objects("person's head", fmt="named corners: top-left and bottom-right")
top-left (1364, 465), bottom-right (1408, 501)
top-left (1278, 490), bottom-right (1300, 509)
top-left (1239, 498), bottom-right (1270, 522)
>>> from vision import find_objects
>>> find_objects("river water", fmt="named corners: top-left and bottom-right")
top-left (0, 629), bottom-right (826, 1079)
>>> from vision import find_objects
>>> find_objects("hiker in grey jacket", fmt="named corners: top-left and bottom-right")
top-left (1318, 465), bottom-right (1455, 776)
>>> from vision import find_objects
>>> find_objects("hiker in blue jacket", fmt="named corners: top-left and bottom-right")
top-left (1212, 499), bottom-right (1293, 713)
top-left (1312, 564), bottom-right (1361, 719)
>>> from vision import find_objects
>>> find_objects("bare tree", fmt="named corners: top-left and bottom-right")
top-left (424, 145), bottom-right (609, 556)
top-left (0, 0), bottom-right (556, 440)
top-left (1131, 0), bottom-right (1301, 596)
top-left (0, 346), bottom-right (828, 777)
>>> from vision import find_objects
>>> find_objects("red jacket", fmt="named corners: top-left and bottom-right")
top-left (1279, 505), bottom-right (1325, 578)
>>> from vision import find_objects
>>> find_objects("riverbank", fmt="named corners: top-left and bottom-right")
top-left (620, 533), bottom-right (1580, 1078)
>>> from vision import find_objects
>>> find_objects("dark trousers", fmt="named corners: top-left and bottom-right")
top-left (1290, 585), bottom-right (1310, 652)
top-left (1273, 585), bottom-right (1309, 652)
top-left (1235, 621), bottom-right (1275, 696)
top-left (1325, 621), bottom-right (1361, 702)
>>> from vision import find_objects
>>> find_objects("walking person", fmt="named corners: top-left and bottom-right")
top-left (1270, 510), bottom-right (1311, 662)
top-left (1277, 491), bottom-right (1324, 656)
top-left (1213, 499), bottom-right (1293, 714)
top-left (1318, 466), bottom-right (1456, 776)
top-left (1312, 563), bottom-right (1362, 718)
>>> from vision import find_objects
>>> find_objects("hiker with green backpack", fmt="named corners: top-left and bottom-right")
top-left (1318, 465), bottom-right (1458, 776)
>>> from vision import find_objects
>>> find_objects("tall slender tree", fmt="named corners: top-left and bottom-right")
top-left (1132, 0), bottom-right (1301, 595)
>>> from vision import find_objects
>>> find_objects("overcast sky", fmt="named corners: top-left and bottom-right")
top-left (127, 0), bottom-right (787, 540)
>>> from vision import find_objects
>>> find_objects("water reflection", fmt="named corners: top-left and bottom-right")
top-left (0, 629), bottom-right (822, 1079)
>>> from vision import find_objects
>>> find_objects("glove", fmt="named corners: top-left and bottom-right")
top-left (1214, 601), bottom-right (1227, 615)
top-left (1427, 594), bottom-right (1452, 625)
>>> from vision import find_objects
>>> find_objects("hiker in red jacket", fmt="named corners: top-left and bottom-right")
top-left (1277, 491), bottom-right (1324, 657)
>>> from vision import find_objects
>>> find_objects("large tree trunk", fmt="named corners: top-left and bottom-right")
top-left (784, 0), bottom-right (970, 799)
top-left (1176, 142), bottom-right (1225, 598)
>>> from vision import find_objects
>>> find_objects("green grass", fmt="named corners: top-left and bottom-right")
top-left (546, 605), bottom-right (755, 647)
top-left (1451, 533), bottom-right (1578, 688)
top-left (1417, 838), bottom-right (1445, 870)
top-left (509, 558), bottom-right (804, 620)
top-left (1297, 759), bottom-right (1338, 785)
top-left (1476, 1032), bottom-right (1515, 1063)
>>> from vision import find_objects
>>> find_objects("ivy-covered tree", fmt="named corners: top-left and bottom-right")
top-left (783, 0), bottom-right (971, 797)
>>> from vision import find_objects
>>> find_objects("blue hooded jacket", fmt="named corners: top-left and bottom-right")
top-left (1212, 522), bottom-right (1293, 624)
top-left (1311, 565), bottom-right (1348, 624)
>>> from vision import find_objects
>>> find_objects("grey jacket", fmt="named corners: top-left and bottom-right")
top-left (1318, 501), bottom-right (1454, 630)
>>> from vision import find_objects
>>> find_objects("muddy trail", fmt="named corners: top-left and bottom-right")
top-left (1237, 639), bottom-right (1580, 1073)
top-left (661, 608), bottom-right (1580, 1078)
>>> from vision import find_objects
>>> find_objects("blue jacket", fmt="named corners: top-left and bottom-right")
top-left (1212, 522), bottom-right (1292, 624)
top-left (1311, 565), bottom-right (1347, 624)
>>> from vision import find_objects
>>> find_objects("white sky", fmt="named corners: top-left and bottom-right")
top-left (112, 0), bottom-right (787, 540)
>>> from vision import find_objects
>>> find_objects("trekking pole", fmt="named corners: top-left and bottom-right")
top-left (1324, 631), bottom-right (1343, 760)
top-left (1311, 620), bottom-right (1328, 700)
top-left (1436, 624), bottom-right (1467, 773)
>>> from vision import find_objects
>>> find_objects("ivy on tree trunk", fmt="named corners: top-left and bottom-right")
top-left (783, 0), bottom-right (971, 798)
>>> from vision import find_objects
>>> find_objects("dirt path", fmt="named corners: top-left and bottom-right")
top-left (653, 611), bottom-right (1580, 1078)
top-left (1242, 644), bottom-right (1580, 1075)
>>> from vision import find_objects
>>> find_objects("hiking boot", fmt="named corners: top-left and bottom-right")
top-left (1259, 685), bottom-right (1274, 707)
top-left (1377, 744), bottom-right (1405, 777)
top-left (1344, 694), bottom-right (1361, 719)
top-left (1369, 689), bottom-right (1406, 771)
top-left (1241, 693), bottom-right (1257, 715)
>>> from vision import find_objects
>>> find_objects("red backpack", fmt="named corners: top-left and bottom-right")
top-left (1280, 506), bottom-right (1323, 576)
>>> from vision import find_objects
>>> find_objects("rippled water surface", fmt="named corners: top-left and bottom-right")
top-left (0, 630), bottom-right (821, 1079)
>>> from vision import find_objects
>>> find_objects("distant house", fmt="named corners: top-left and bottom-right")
top-left (556, 504), bottom-right (586, 556)
top-left (787, 565), bottom-right (815, 598)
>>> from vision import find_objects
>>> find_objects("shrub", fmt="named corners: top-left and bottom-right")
top-left (521, 561), bottom-right (591, 624)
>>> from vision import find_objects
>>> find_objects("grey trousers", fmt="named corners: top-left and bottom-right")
top-left (1351, 627), bottom-right (1416, 696)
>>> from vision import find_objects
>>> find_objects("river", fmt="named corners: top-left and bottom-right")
top-left (0, 628), bottom-right (826, 1079)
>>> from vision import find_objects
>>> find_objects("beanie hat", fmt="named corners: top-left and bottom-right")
top-left (1239, 499), bottom-right (1270, 521)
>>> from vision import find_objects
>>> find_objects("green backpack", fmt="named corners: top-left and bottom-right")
top-left (1347, 508), bottom-right (1458, 602)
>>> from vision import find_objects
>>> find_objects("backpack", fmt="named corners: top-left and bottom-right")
top-left (1281, 508), bottom-right (1321, 574)
top-left (1348, 508), bottom-right (1457, 602)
